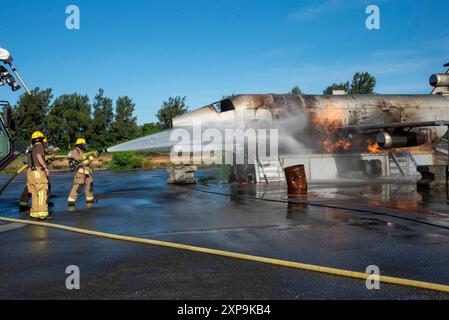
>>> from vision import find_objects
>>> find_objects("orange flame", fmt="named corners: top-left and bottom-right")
top-left (313, 108), bottom-right (345, 126)
top-left (367, 140), bottom-right (382, 154)
top-left (313, 108), bottom-right (351, 153)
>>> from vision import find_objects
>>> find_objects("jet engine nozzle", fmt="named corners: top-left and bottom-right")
top-left (376, 131), bottom-right (427, 149)
top-left (430, 73), bottom-right (449, 87)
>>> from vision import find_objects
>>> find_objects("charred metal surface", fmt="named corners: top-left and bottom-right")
top-left (220, 93), bottom-right (449, 152)
top-left (342, 120), bottom-right (449, 132)
top-left (220, 94), bottom-right (449, 125)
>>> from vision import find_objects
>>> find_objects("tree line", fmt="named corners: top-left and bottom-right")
top-left (290, 72), bottom-right (377, 95)
top-left (11, 88), bottom-right (188, 149)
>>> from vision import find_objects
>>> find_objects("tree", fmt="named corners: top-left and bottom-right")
top-left (138, 122), bottom-right (164, 137)
top-left (112, 96), bottom-right (138, 143)
top-left (323, 82), bottom-right (350, 95)
top-left (157, 96), bottom-right (188, 129)
top-left (350, 72), bottom-right (376, 94)
top-left (12, 88), bottom-right (53, 145)
top-left (289, 86), bottom-right (303, 95)
top-left (323, 72), bottom-right (377, 95)
top-left (91, 89), bottom-right (114, 147)
top-left (47, 93), bottom-right (91, 148)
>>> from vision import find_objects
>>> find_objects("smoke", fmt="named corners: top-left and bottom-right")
top-left (272, 108), bottom-right (315, 155)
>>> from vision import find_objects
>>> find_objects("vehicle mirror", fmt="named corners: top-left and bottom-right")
top-left (2, 104), bottom-right (13, 129)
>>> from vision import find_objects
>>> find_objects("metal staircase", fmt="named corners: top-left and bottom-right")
top-left (255, 159), bottom-right (286, 184)
top-left (388, 152), bottom-right (418, 176)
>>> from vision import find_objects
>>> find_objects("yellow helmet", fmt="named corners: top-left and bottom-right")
top-left (43, 138), bottom-right (48, 144)
top-left (31, 131), bottom-right (45, 140)
top-left (75, 138), bottom-right (87, 145)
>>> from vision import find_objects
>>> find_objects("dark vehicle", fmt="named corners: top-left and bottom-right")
top-left (0, 101), bottom-right (21, 169)
top-left (0, 47), bottom-right (29, 169)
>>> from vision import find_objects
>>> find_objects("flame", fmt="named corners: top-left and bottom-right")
top-left (313, 108), bottom-right (351, 153)
top-left (313, 108), bottom-right (345, 127)
top-left (367, 140), bottom-right (382, 154)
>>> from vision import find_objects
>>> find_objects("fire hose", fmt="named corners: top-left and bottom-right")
top-left (0, 214), bottom-right (448, 293)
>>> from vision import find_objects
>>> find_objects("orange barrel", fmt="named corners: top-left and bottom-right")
top-left (284, 165), bottom-right (308, 195)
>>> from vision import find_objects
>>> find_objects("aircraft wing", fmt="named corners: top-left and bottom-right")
top-left (339, 120), bottom-right (449, 133)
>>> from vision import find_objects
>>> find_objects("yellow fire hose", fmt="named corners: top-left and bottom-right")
top-left (0, 215), bottom-right (448, 293)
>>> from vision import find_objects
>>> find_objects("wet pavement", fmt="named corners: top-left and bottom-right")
top-left (0, 168), bottom-right (449, 299)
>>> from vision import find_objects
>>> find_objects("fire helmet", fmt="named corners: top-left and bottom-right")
top-left (75, 138), bottom-right (87, 145)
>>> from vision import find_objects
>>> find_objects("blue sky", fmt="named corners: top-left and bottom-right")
top-left (2, 0), bottom-right (449, 124)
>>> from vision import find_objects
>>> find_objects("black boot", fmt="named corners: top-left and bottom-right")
top-left (19, 205), bottom-right (30, 213)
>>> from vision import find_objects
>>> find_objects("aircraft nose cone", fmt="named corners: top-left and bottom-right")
top-left (172, 106), bottom-right (222, 128)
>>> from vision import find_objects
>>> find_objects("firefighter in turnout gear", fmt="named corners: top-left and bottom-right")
top-left (68, 138), bottom-right (97, 206)
top-left (19, 138), bottom-right (61, 212)
top-left (26, 131), bottom-right (51, 220)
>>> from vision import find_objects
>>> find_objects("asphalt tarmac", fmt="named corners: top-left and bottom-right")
top-left (0, 168), bottom-right (449, 300)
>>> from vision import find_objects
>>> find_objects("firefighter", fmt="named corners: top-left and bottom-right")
top-left (19, 143), bottom-right (34, 211)
top-left (42, 138), bottom-right (61, 196)
top-left (26, 131), bottom-right (51, 220)
top-left (68, 138), bottom-right (97, 206)
top-left (18, 183), bottom-right (30, 212)
top-left (19, 138), bottom-right (60, 212)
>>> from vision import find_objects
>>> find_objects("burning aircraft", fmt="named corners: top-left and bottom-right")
top-left (108, 63), bottom-right (449, 182)
top-left (171, 92), bottom-right (448, 152)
